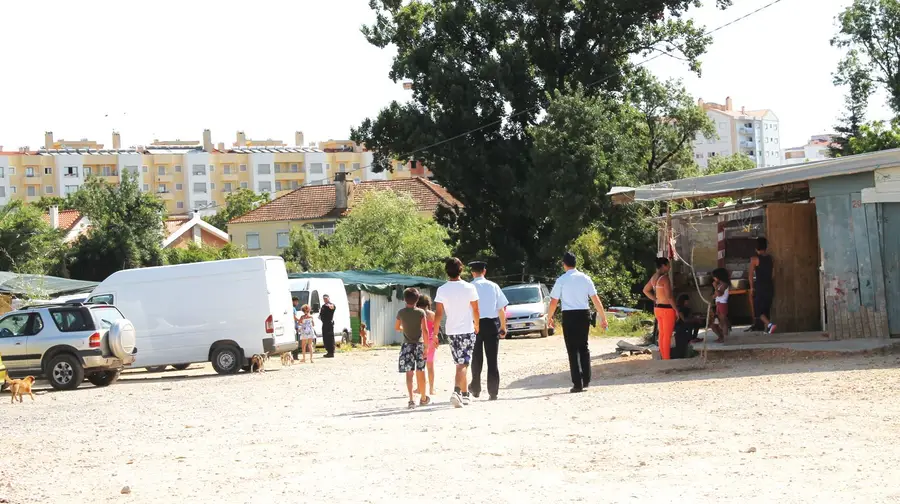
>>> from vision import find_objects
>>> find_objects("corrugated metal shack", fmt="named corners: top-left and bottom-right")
top-left (611, 148), bottom-right (900, 339)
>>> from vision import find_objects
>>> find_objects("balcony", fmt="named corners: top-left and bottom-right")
top-left (157, 174), bottom-right (174, 183)
top-left (275, 170), bottom-right (305, 181)
top-left (23, 177), bottom-right (42, 186)
top-left (157, 191), bottom-right (174, 200)
top-left (221, 171), bottom-right (240, 181)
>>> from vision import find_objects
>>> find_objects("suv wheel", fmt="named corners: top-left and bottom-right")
top-left (211, 345), bottom-right (242, 375)
top-left (87, 370), bottom-right (121, 387)
top-left (47, 353), bottom-right (85, 391)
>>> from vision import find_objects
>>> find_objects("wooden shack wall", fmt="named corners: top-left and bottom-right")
top-left (810, 174), bottom-right (889, 339)
top-left (765, 203), bottom-right (821, 333)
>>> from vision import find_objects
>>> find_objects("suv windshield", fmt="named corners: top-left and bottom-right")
top-left (91, 306), bottom-right (125, 329)
top-left (503, 287), bottom-right (543, 305)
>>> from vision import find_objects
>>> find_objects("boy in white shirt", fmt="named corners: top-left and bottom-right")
top-left (434, 257), bottom-right (480, 408)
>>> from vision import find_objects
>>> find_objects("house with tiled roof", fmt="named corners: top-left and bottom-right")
top-left (228, 176), bottom-right (462, 256)
top-left (42, 207), bottom-right (90, 243)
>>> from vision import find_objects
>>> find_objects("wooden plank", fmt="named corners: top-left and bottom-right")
top-left (817, 195), bottom-right (863, 338)
top-left (865, 203), bottom-right (889, 337)
top-left (851, 195), bottom-right (876, 308)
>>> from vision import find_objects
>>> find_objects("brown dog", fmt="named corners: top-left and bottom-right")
top-left (250, 354), bottom-right (267, 373)
top-left (6, 376), bottom-right (35, 403)
top-left (280, 352), bottom-right (294, 367)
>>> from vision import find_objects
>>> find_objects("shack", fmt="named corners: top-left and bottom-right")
top-left (288, 270), bottom-right (446, 345)
top-left (611, 148), bottom-right (900, 339)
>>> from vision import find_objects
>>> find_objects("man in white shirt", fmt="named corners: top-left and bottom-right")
top-left (434, 257), bottom-right (480, 408)
top-left (468, 260), bottom-right (509, 401)
top-left (548, 252), bottom-right (608, 393)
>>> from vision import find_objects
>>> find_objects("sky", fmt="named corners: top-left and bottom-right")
top-left (0, 0), bottom-right (890, 151)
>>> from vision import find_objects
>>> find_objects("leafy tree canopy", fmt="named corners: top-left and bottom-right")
top-left (0, 200), bottom-right (65, 275)
top-left (706, 153), bottom-right (755, 175)
top-left (203, 189), bottom-right (269, 232)
top-left (32, 196), bottom-right (75, 212)
top-left (845, 119), bottom-right (900, 154)
top-left (166, 242), bottom-right (246, 265)
top-left (281, 226), bottom-right (327, 273)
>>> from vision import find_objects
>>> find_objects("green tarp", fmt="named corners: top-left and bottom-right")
top-left (288, 269), bottom-right (445, 297)
top-left (0, 273), bottom-right (98, 298)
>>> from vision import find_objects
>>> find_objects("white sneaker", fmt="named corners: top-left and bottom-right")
top-left (462, 394), bottom-right (471, 406)
top-left (450, 392), bottom-right (463, 408)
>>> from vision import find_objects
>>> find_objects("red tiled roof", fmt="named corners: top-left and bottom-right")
top-left (164, 215), bottom-right (192, 238)
top-left (229, 177), bottom-right (462, 224)
top-left (41, 209), bottom-right (84, 232)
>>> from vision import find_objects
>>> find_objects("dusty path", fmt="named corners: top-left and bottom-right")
top-left (3, 336), bottom-right (900, 503)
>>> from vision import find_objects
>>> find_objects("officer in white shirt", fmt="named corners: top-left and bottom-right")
top-left (468, 260), bottom-right (509, 401)
top-left (548, 252), bottom-right (608, 393)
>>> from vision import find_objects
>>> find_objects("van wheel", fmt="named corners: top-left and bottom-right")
top-left (47, 353), bottom-right (85, 391)
top-left (145, 366), bottom-right (167, 373)
top-left (211, 345), bottom-right (242, 375)
top-left (172, 364), bottom-right (190, 371)
top-left (87, 370), bottom-right (121, 387)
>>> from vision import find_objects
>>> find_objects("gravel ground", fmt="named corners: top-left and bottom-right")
top-left (4, 335), bottom-right (900, 503)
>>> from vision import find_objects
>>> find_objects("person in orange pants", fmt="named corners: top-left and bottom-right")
top-left (643, 257), bottom-right (675, 360)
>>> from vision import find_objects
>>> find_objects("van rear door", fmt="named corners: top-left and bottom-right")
top-left (265, 258), bottom-right (293, 345)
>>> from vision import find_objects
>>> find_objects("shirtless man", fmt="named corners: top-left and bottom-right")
top-left (643, 257), bottom-right (675, 360)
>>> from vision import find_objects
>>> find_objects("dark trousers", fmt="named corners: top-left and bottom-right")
top-left (562, 310), bottom-right (591, 388)
top-left (322, 322), bottom-right (335, 355)
top-left (470, 318), bottom-right (500, 397)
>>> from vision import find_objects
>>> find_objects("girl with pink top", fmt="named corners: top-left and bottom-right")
top-left (416, 295), bottom-right (438, 396)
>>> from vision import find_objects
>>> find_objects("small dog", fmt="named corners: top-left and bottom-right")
top-left (249, 353), bottom-right (268, 373)
top-left (6, 376), bottom-right (35, 403)
top-left (280, 352), bottom-right (295, 367)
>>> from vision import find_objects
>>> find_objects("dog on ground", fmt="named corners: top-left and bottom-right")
top-left (250, 353), bottom-right (268, 373)
top-left (281, 352), bottom-right (295, 367)
top-left (5, 376), bottom-right (36, 403)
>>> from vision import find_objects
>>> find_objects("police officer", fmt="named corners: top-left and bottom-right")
top-left (468, 260), bottom-right (508, 401)
top-left (548, 252), bottom-right (608, 393)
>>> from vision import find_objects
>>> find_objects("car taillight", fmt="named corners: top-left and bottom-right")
top-left (89, 332), bottom-right (101, 348)
top-left (265, 315), bottom-right (274, 334)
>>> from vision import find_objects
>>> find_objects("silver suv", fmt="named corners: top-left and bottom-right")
top-left (502, 283), bottom-right (554, 338)
top-left (0, 303), bottom-right (137, 390)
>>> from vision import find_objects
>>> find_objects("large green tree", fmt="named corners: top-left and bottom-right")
top-left (353, 0), bottom-right (726, 275)
top-left (67, 171), bottom-right (166, 281)
top-left (325, 190), bottom-right (452, 278)
top-left (831, 49), bottom-right (875, 157)
top-left (706, 153), bottom-right (755, 174)
top-left (281, 227), bottom-right (327, 273)
top-left (204, 188), bottom-right (270, 231)
top-left (0, 200), bottom-right (65, 275)
top-left (166, 242), bottom-right (246, 265)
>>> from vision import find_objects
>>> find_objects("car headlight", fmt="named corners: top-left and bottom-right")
top-left (530, 313), bottom-right (543, 319)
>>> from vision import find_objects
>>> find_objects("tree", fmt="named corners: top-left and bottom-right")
top-left (281, 226), bottom-right (326, 273)
top-left (0, 200), bottom-right (65, 275)
top-left (32, 196), bottom-right (75, 212)
top-left (832, 0), bottom-right (900, 115)
top-left (166, 242), bottom-right (246, 265)
top-left (831, 49), bottom-right (875, 157)
top-left (67, 171), bottom-right (166, 281)
top-left (325, 190), bottom-right (452, 278)
top-left (353, 0), bottom-right (727, 276)
top-left (706, 153), bottom-right (755, 175)
top-left (846, 120), bottom-right (900, 154)
top-left (204, 189), bottom-right (269, 231)
top-left (568, 227), bottom-right (642, 306)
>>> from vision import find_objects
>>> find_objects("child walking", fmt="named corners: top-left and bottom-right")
top-left (298, 304), bottom-right (316, 363)
top-left (709, 268), bottom-right (731, 343)
top-left (416, 295), bottom-right (438, 396)
top-left (395, 288), bottom-right (431, 409)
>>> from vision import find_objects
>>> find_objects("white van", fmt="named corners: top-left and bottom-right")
top-left (86, 256), bottom-right (298, 375)
top-left (288, 278), bottom-right (352, 346)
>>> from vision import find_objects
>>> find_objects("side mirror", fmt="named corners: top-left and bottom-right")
top-left (311, 303), bottom-right (321, 314)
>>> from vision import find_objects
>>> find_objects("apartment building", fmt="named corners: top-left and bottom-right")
top-left (692, 97), bottom-right (782, 170)
top-left (782, 134), bottom-right (834, 165)
top-left (0, 130), bottom-right (430, 215)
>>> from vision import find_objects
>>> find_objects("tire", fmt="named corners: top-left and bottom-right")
top-left (47, 353), bottom-right (85, 391)
top-left (210, 345), bottom-right (242, 375)
top-left (87, 370), bottom-right (121, 387)
top-left (108, 319), bottom-right (137, 360)
top-left (145, 366), bottom-right (168, 373)
top-left (172, 364), bottom-right (191, 371)
top-left (540, 328), bottom-right (549, 338)
top-left (549, 328), bottom-right (556, 336)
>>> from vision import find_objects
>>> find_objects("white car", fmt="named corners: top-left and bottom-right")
top-left (501, 283), bottom-right (554, 338)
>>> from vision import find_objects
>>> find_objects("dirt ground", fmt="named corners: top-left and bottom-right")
top-left (4, 336), bottom-right (900, 504)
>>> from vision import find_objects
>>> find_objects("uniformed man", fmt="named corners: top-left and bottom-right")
top-left (548, 252), bottom-right (608, 393)
top-left (468, 260), bottom-right (509, 401)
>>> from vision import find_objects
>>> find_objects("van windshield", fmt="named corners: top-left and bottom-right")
top-left (291, 291), bottom-right (310, 307)
top-left (503, 287), bottom-right (543, 305)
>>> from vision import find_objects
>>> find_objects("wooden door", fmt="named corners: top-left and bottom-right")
top-left (765, 203), bottom-right (821, 333)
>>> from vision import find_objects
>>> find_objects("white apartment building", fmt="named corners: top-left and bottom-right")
top-left (782, 134), bottom-right (834, 165)
top-left (693, 97), bottom-right (781, 170)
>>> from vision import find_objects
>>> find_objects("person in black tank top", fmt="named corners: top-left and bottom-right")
top-left (750, 237), bottom-right (776, 334)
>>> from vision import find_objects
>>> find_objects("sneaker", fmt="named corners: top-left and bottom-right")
top-left (450, 392), bottom-right (463, 408)
top-left (408, 400), bottom-right (415, 410)
top-left (462, 393), bottom-right (471, 406)
top-left (767, 323), bottom-right (777, 334)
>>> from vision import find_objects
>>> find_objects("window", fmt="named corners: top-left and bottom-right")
top-left (158, 184), bottom-right (168, 193)
top-left (246, 233), bottom-right (261, 250)
top-left (210, 183), bottom-right (215, 190)
top-left (310, 163), bottom-right (323, 174)
top-left (0, 313), bottom-right (34, 337)
top-left (224, 164), bottom-right (233, 174)
top-left (26, 186), bottom-right (36, 197)
top-left (176, 201), bottom-right (184, 209)
top-left (240, 164), bottom-right (247, 172)
top-left (175, 183), bottom-right (183, 191)
top-left (192, 164), bottom-right (206, 176)
top-left (102, 166), bottom-right (113, 176)
top-left (310, 222), bottom-right (335, 237)
top-left (44, 167), bottom-right (52, 175)
top-left (8, 167), bottom-right (14, 175)
top-left (718, 122), bottom-right (727, 132)
top-left (352, 163), bottom-right (360, 172)
top-left (326, 164), bottom-right (331, 171)
top-left (241, 182), bottom-right (248, 189)
top-left (50, 309), bottom-right (91, 332)
top-left (64, 185), bottom-right (79, 196)
top-left (277, 231), bottom-right (290, 249)
top-left (708, 152), bottom-right (717, 158)
top-left (142, 165), bottom-right (148, 173)
top-left (25, 167), bottom-right (35, 177)
top-left (274, 163), bottom-right (282, 173)
top-left (290, 163), bottom-right (299, 172)
top-left (259, 181), bottom-right (272, 193)
top-left (84, 166), bottom-right (91, 176)
top-left (175, 165), bottom-right (182, 173)
top-left (275, 181), bottom-right (283, 191)
top-left (157, 165), bottom-right (166, 175)
top-left (45, 186), bottom-right (53, 194)
top-left (339, 163), bottom-right (346, 172)
top-left (194, 200), bottom-right (209, 209)
top-left (0, 167), bottom-right (4, 178)
top-left (290, 181), bottom-right (300, 190)
top-left (193, 183), bottom-right (207, 193)
top-left (0, 188), bottom-right (5, 197)
top-left (223, 182), bottom-right (233, 192)
top-left (143, 184), bottom-right (150, 192)
top-left (9, 187), bottom-right (15, 194)
top-left (209, 165), bottom-right (215, 172)
top-left (257, 164), bottom-right (271, 175)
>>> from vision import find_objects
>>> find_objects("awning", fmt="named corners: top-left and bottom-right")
top-left (0, 273), bottom-right (98, 298)
top-left (288, 269), bottom-right (445, 296)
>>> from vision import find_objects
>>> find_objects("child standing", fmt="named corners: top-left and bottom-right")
top-left (298, 304), bottom-right (316, 363)
top-left (359, 323), bottom-right (371, 348)
top-left (709, 268), bottom-right (731, 343)
top-left (416, 295), bottom-right (438, 396)
top-left (395, 288), bottom-right (431, 409)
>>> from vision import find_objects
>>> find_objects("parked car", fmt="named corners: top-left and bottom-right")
top-left (86, 256), bottom-right (298, 375)
top-left (0, 303), bottom-right (136, 390)
top-left (288, 278), bottom-right (352, 346)
top-left (0, 352), bottom-right (7, 391)
top-left (501, 283), bottom-right (553, 338)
